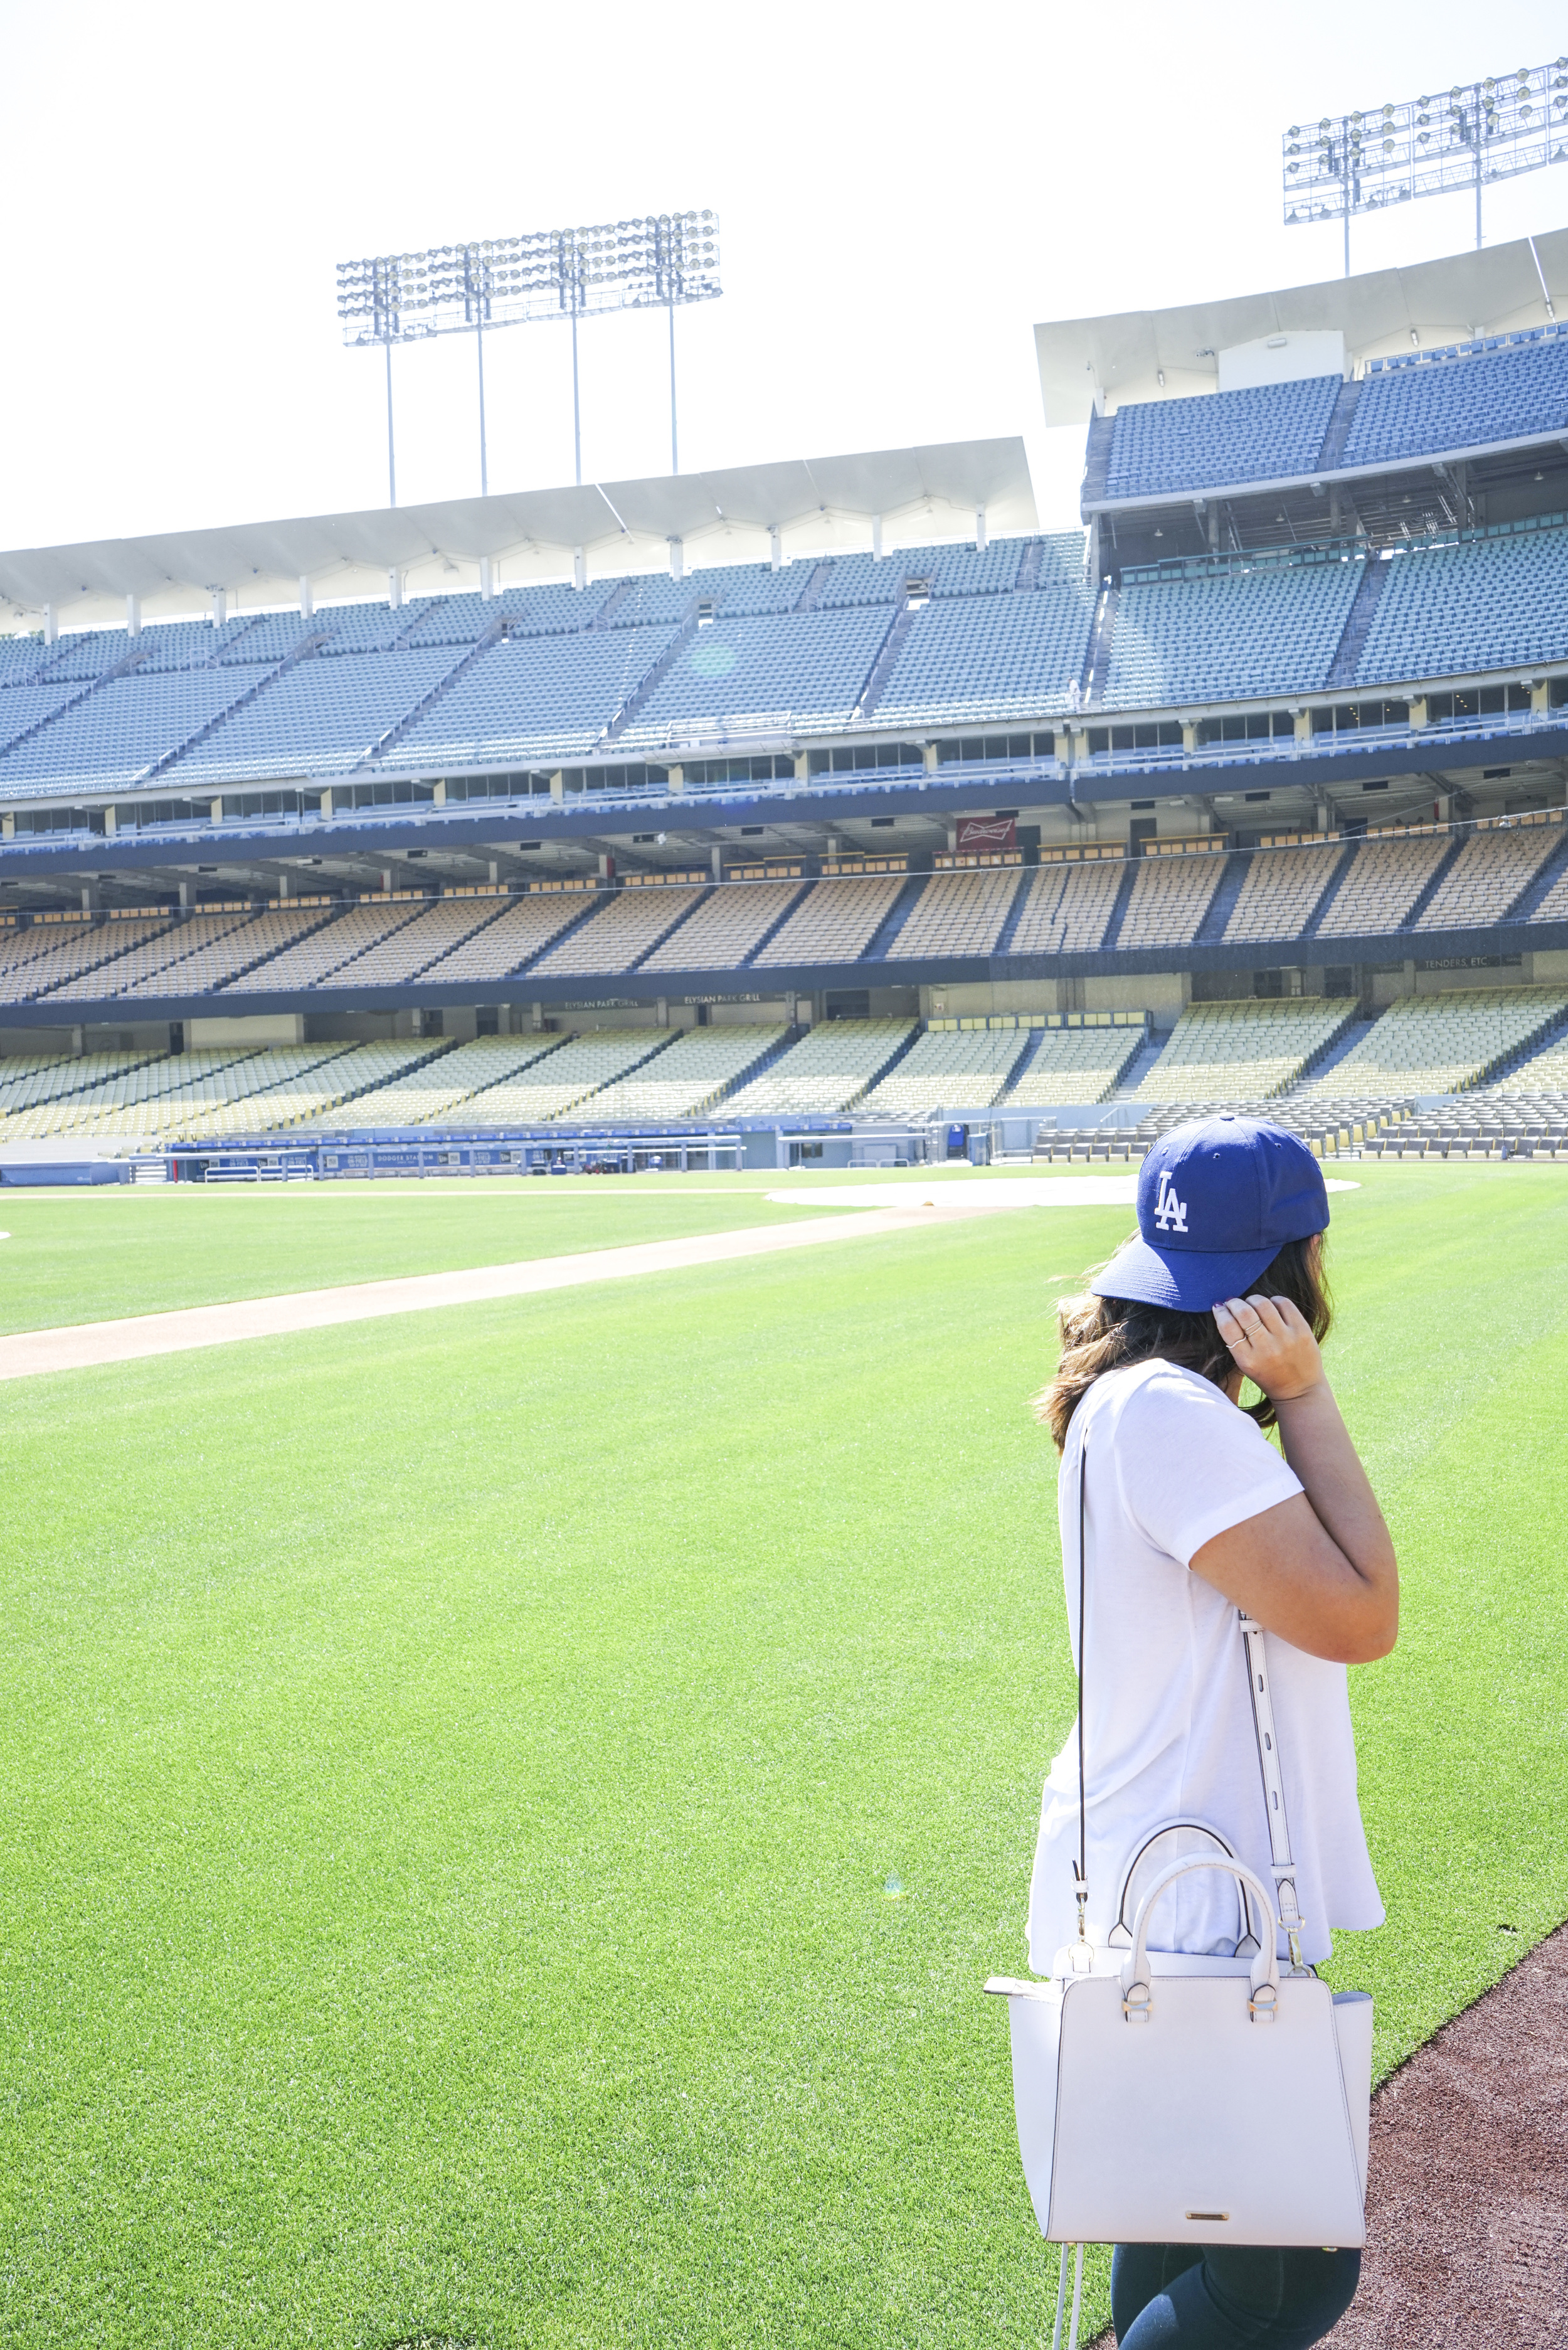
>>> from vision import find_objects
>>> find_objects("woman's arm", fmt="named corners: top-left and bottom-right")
top-left (1188, 1290), bottom-right (1399, 1666)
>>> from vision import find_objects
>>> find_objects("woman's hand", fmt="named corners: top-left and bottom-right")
top-left (1213, 1291), bottom-right (1325, 1402)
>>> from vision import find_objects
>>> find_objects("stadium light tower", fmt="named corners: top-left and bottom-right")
top-left (1284, 58), bottom-right (1568, 274)
top-left (336, 211), bottom-right (722, 504)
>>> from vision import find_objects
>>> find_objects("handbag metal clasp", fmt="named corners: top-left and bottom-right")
top-left (1248, 1984), bottom-right (1279, 2024)
top-left (1121, 1977), bottom-right (1152, 2024)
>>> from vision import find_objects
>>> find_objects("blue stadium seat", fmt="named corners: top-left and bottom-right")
top-left (1106, 377), bottom-right (1342, 498)
top-left (0, 668), bottom-right (275, 792)
top-left (167, 652), bottom-right (461, 782)
top-left (1106, 555), bottom-right (1362, 707)
top-left (393, 628), bottom-right (677, 765)
top-left (873, 585), bottom-right (1096, 726)
top-left (618, 609), bottom-right (890, 745)
top-left (1355, 521), bottom-right (1568, 686)
top-left (1345, 335), bottom-right (1568, 467)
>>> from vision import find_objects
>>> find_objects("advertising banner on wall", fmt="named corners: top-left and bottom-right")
top-left (956, 816), bottom-right (1016, 853)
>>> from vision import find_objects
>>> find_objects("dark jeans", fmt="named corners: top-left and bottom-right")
top-left (1111, 2242), bottom-right (1362, 2348)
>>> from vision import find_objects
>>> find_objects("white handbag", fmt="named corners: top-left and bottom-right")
top-left (987, 1435), bottom-right (1374, 2347)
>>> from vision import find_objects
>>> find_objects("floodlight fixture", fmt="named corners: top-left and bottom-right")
top-left (1283, 58), bottom-right (1568, 273)
top-left (335, 211), bottom-right (722, 503)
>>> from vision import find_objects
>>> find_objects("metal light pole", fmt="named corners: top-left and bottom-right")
top-left (384, 340), bottom-right (396, 508)
top-left (1282, 59), bottom-right (1568, 270)
top-left (336, 211), bottom-right (721, 507)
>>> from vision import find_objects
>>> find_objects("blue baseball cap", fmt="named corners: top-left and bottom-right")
top-left (1091, 1114), bottom-right (1329, 1313)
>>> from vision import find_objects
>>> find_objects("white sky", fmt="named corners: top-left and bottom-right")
top-left (1, 0), bottom-right (1565, 558)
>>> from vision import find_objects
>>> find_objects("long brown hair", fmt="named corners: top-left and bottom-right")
top-left (1034, 1233), bottom-right (1332, 1452)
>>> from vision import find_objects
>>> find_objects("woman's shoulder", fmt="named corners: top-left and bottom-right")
top-left (1085, 1356), bottom-right (1232, 1422)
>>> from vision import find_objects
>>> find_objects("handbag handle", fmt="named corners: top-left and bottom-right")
top-left (1119, 1854), bottom-right (1280, 2025)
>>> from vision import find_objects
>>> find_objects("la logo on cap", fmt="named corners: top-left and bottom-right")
top-left (1153, 1169), bottom-right (1189, 1233)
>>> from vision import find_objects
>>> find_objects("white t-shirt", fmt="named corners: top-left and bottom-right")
top-left (1026, 1358), bottom-right (1384, 1972)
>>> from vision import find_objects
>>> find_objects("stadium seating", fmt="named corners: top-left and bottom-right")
top-left (394, 628), bottom-right (677, 766)
top-left (313, 1037), bottom-right (565, 1126)
top-left (638, 880), bottom-right (805, 971)
top-left (312, 897), bottom-right (514, 987)
top-left (1526, 852), bottom-right (1568, 928)
top-left (1412, 821), bottom-right (1562, 932)
top-left (1104, 377), bottom-right (1341, 499)
top-left (0, 915), bottom-right (176, 1003)
top-left (433, 1029), bottom-right (677, 1123)
top-left (0, 1049), bottom-right (162, 1119)
top-left (1224, 843), bottom-right (1346, 945)
top-left (414, 892), bottom-right (600, 983)
top-left (884, 868), bottom-right (1024, 961)
top-left (172, 651), bottom-right (462, 783)
top-left (46, 911), bottom-right (258, 1001)
top-left (1355, 523), bottom-right (1568, 689)
top-left (1298, 987), bottom-right (1568, 1095)
top-left (1006, 860), bottom-right (1125, 955)
top-left (999, 1023), bottom-right (1145, 1105)
top-left (1116, 851), bottom-right (1227, 949)
top-left (1137, 999), bottom-right (1351, 1102)
top-left (571, 1026), bottom-right (787, 1120)
top-left (184, 1043), bottom-right (442, 1137)
top-left (724, 1019), bottom-right (913, 1113)
top-left (1107, 555), bottom-right (1362, 708)
top-left (857, 1025), bottom-right (1029, 1114)
top-left (617, 609), bottom-right (891, 747)
top-left (1493, 1039), bottom-right (1568, 1092)
top-left (103, 905), bottom-right (341, 997)
top-left (222, 901), bottom-right (430, 994)
top-left (1313, 835), bottom-right (1449, 938)
top-left (873, 585), bottom-right (1096, 727)
top-left (0, 1046), bottom-right (276, 1138)
top-left (1343, 334), bottom-right (1568, 467)
top-left (751, 876), bottom-right (906, 966)
top-left (527, 886), bottom-right (706, 977)
top-left (0, 670), bottom-right (269, 794)
top-left (0, 685), bottom-right (78, 751)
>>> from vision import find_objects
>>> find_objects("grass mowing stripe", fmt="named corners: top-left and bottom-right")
top-left (0, 1167), bottom-right (1562, 2345)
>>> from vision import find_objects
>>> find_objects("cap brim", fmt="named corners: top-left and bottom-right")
top-left (1089, 1233), bottom-right (1282, 1314)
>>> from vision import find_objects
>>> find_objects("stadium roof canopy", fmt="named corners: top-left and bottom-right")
top-left (0, 438), bottom-right (1037, 636)
top-left (1034, 228), bottom-right (1568, 421)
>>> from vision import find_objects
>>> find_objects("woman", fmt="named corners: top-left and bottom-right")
top-left (1028, 1113), bottom-right (1397, 2350)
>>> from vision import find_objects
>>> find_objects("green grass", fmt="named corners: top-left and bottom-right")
top-left (0, 1176), bottom-right (829, 1332)
top-left (0, 1162), bottom-right (1564, 2346)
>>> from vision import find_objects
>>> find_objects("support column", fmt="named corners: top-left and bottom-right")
top-left (1531, 679), bottom-right (1550, 715)
top-left (669, 537), bottom-right (684, 582)
top-left (768, 528), bottom-right (783, 572)
top-left (711, 846), bottom-right (723, 880)
top-left (549, 772), bottom-right (564, 803)
top-left (209, 588), bottom-right (227, 628)
top-left (871, 514), bottom-right (884, 561)
top-left (975, 505), bottom-right (988, 551)
top-left (572, 548), bottom-right (587, 592)
top-left (102, 807), bottom-right (116, 836)
top-left (666, 763), bottom-right (685, 792)
top-left (1294, 710), bottom-right (1313, 747)
top-left (479, 556), bottom-right (495, 600)
top-left (299, 575), bottom-right (314, 617)
top-left (43, 604), bottom-right (58, 644)
top-left (388, 570), bottom-right (403, 610)
top-left (316, 788), bottom-right (331, 820)
top-left (125, 595), bottom-right (141, 637)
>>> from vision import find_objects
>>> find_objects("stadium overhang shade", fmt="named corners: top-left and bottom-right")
top-left (0, 439), bottom-right (1037, 634)
top-left (1034, 227), bottom-right (1568, 420)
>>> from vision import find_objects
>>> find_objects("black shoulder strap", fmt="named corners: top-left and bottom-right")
top-left (1071, 1428), bottom-right (1089, 1952)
